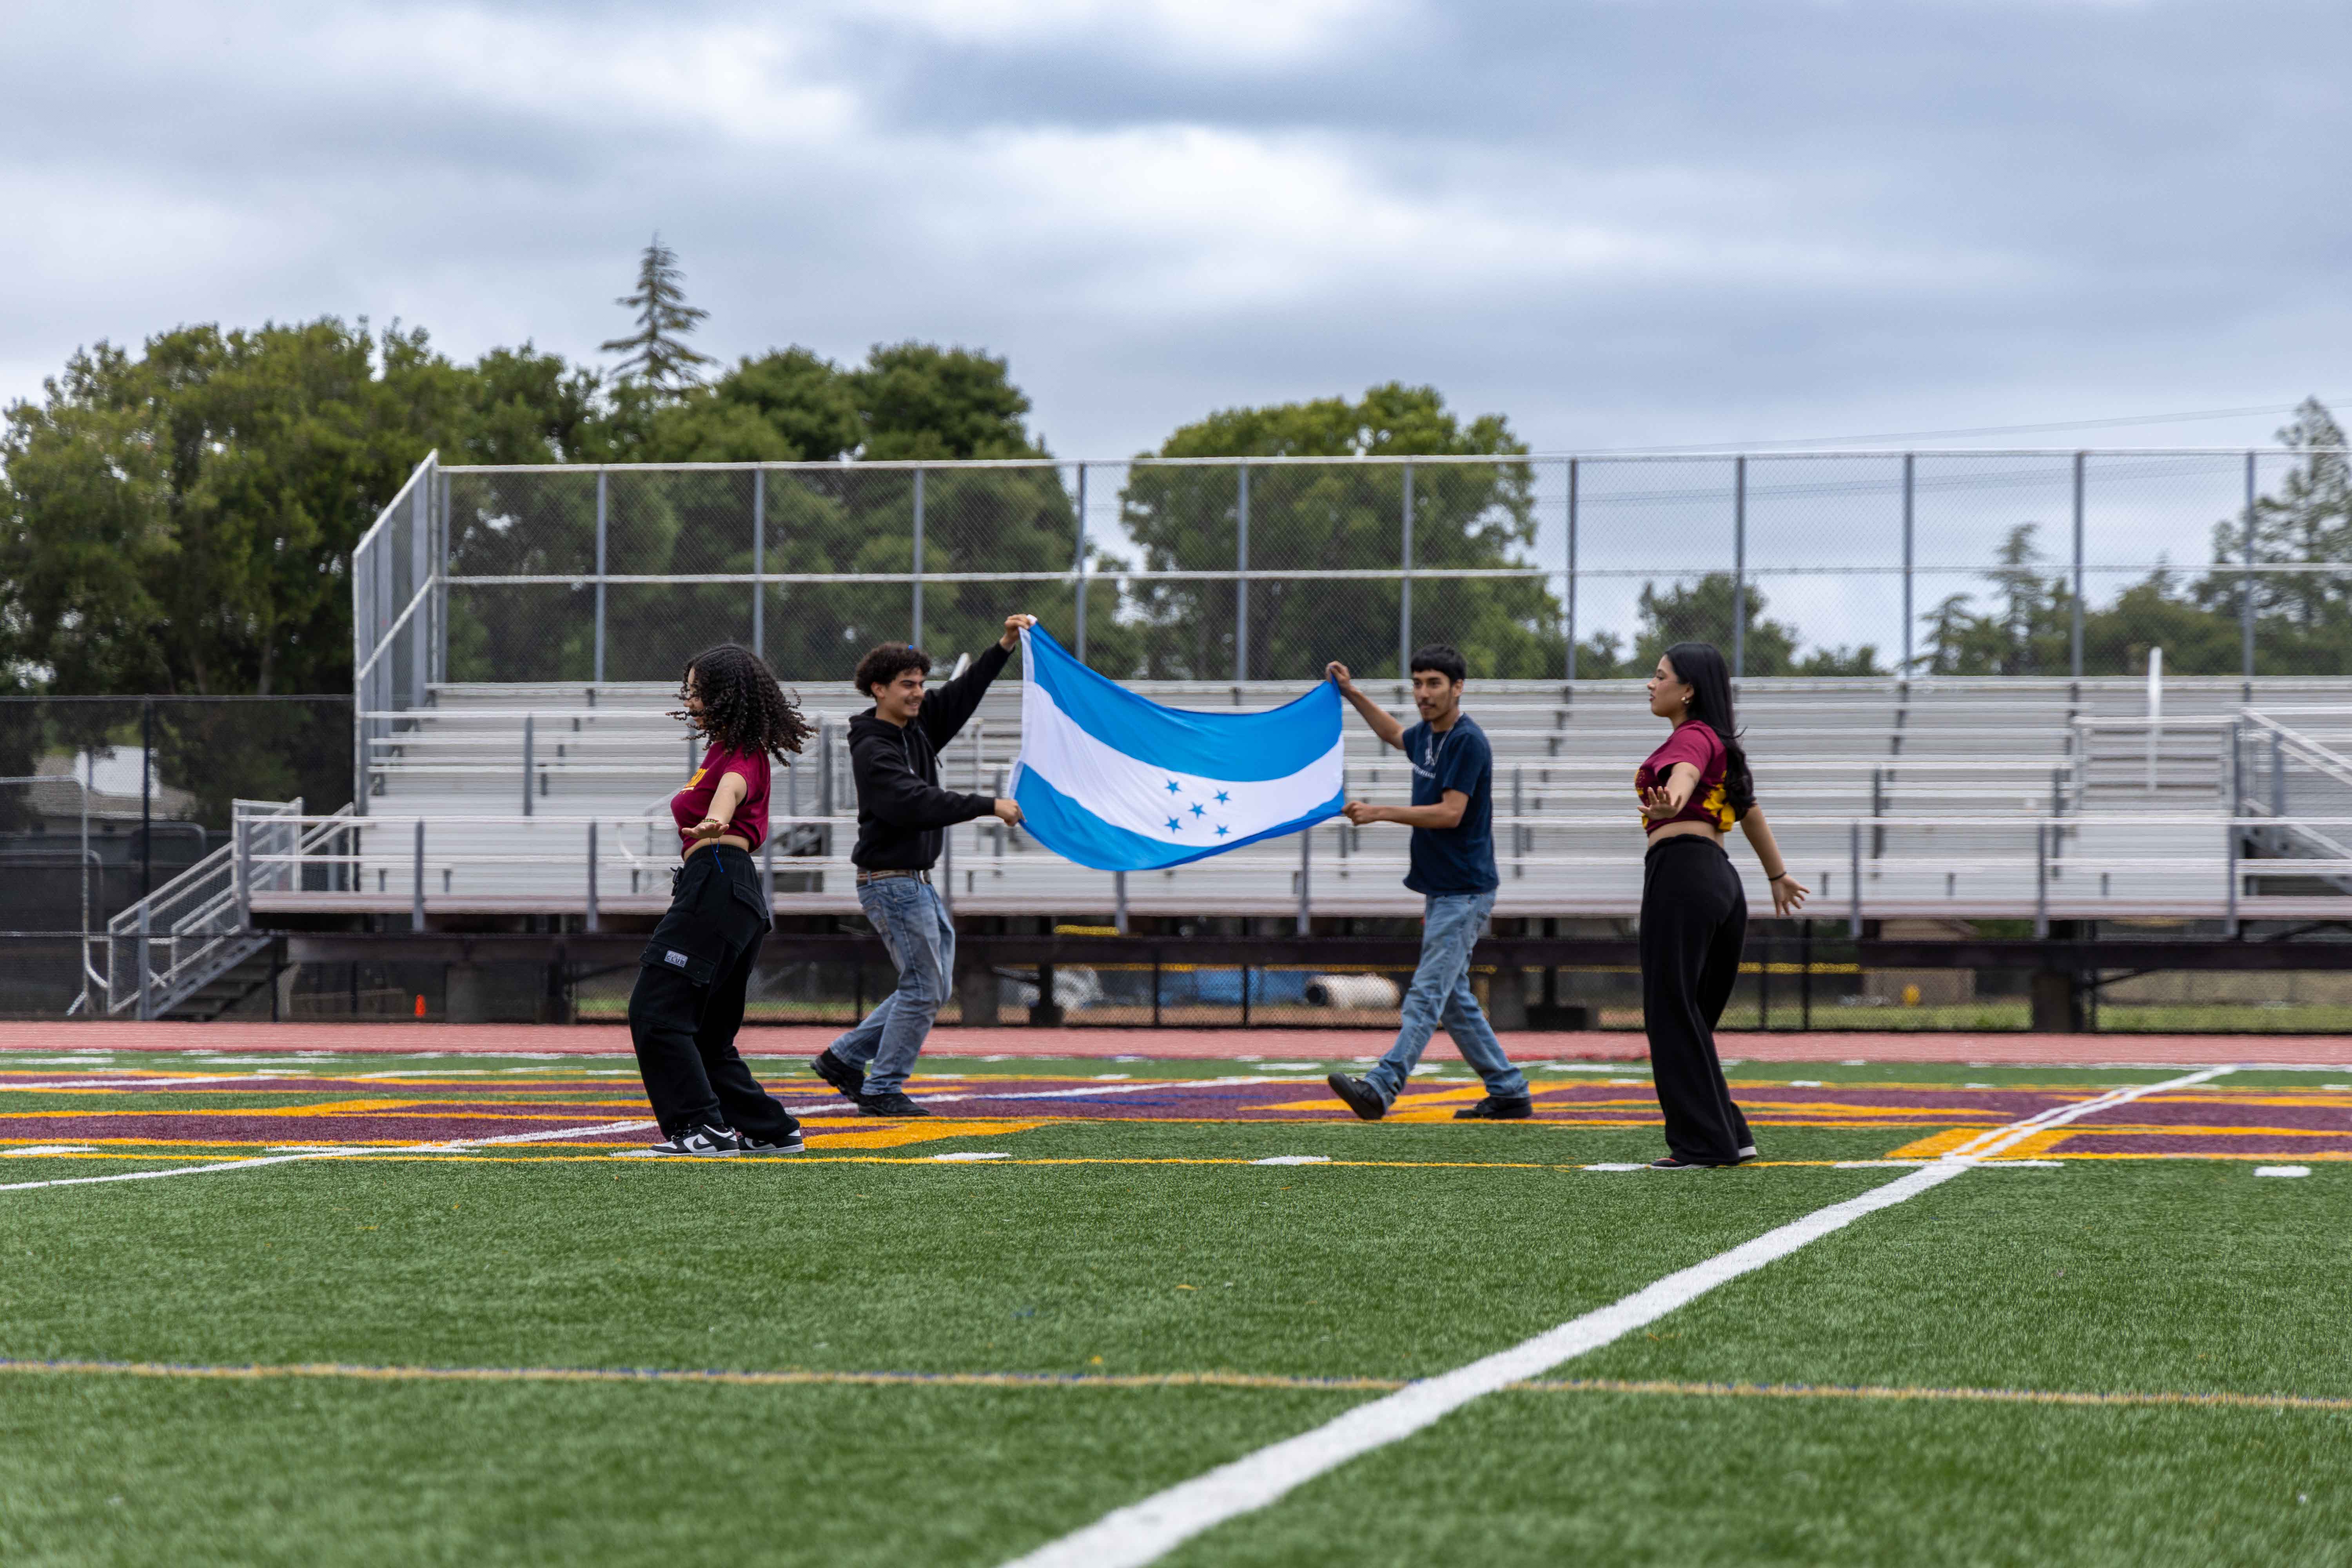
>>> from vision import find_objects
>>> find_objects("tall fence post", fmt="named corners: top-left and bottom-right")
top-left (434, 462), bottom-right (450, 686)
top-left (410, 467), bottom-right (431, 709)
top-left (2069, 451), bottom-right (2085, 679)
top-left (236, 811), bottom-right (252, 932)
top-left (2241, 450), bottom-right (2258, 693)
top-left (1901, 453), bottom-right (1915, 674)
top-left (1235, 463), bottom-right (1250, 683)
top-left (911, 466), bottom-right (926, 648)
top-left (1847, 819), bottom-right (1861, 937)
top-left (1296, 826), bottom-right (1312, 936)
top-left (1073, 463), bottom-right (1089, 664)
top-left (593, 467), bottom-right (609, 685)
top-left (412, 818), bottom-right (426, 931)
top-left (1399, 461), bottom-right (1414, 680)
top-left (585, 820), bottom-right (599, 933)
top-left (136, 900), bottom-right (153, 1022)
top-left (2226, 719), bottom-right (2242, 937)
top-left (751, 466), bottom-right (766, 661)
top-left (1565, 457), bottom-right (1579, 682)
top-left (521, 714), bottom-right (534, 817)
top-left (1114, 869), bottom-right (1128, 936)
top-left (140, 696), bottom-right (153, 900)
top-left (1732, 456), bottom-right (1747, 680)
top-left (2034, 820), bottom-right (2050, 939)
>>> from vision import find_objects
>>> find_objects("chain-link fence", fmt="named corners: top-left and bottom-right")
top-left (368, 449), bottom-right (2346, 703)
top-left (0, 695), bottom-right (353, 1014)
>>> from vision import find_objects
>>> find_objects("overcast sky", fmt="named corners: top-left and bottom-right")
top-left (5, 0), bottom-right (2348, 465)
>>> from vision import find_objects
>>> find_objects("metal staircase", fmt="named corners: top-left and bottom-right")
top-left (103, 799), bottom-right (353, 1019)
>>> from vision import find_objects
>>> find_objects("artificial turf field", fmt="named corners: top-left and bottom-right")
top-left (2, 1046), bottom-right (2348, 1566)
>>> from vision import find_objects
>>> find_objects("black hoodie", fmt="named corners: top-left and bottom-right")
top-left (847, 641), bottom-right (1012, 870)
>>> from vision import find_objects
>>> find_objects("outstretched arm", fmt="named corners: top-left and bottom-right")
top-left (1345, 789), bottom-right (1468, 831)
top-left (687, 773), bottom-right (749, 840)
top-left (1737, 805), bottom-right (1810, 916)
top-left (1323, 661), bottom-right (1406, 750)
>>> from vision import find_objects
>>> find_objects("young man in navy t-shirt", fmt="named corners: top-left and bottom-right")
top-left (1321, 644), bottom-right (1532, 1121)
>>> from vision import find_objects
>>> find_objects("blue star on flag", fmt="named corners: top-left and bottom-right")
top-left (1214, 823), bottom-right (1230, 836)
top-left (1189, 802), bottom-right (1206, 818)
top-left (1214, 790), bottom-right (1230, 804)
top-left (1165, 779), bottom-right (1182, 794)
top-left (1166, 816), bottom-right (1181, 832)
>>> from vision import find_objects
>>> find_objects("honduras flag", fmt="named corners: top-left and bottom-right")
top-left (1009, 625), bottom-right (1346, 871)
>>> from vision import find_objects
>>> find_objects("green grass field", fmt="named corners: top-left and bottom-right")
top-left (1, 1051), bottom-right (2347, 1566)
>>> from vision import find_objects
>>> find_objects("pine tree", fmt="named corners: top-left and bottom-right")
top-left (601, 235), bottom-right (713, 391)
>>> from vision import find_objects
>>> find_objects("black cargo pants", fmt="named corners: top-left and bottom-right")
top-left (1638, 834), bottom-right (1756, 1165)
top-left (626, 845), bottom-right (798, 1141)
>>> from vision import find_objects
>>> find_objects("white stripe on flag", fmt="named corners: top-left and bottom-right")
top-left (1018, 675), bottom-right (1344, 845)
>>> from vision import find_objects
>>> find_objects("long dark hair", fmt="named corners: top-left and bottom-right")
top-left (1662, 641), bottom-right (1754, 819)
top-left (675, 643), bottom-right (813, 762)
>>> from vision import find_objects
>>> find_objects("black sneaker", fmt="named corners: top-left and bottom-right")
top-left (1326, 1073), bottom-right (1388, 1122)
top-left (645, 1124), bottom-right (744, 1157)
top-left (1454, 1096), bottom-right (1534, 1121)
top-left (740, 1125), bottom-right (806, 1154)
top-left (856, 1091), bottom-right (932, 1118)
top-left (1648, 1154), bottom-right (1727, 1170)
top-left (811, 1049), bottom-right (866, 1102)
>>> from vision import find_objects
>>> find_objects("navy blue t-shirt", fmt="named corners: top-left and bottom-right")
top-left (1401, 715), bottom-right (1497, 895)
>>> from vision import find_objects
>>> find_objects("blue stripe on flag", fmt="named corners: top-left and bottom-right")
top-left (1013, 767), bottom-right (1346, 872)
top-left (1025, 624), bottom-right (1338, 779)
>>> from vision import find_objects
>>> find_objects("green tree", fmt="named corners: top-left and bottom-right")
top-left (1625, 575), bottom-right (1879, 676)
top-left (1120, 384), bottom-right (1558, 681)
top-left (601, 235), bottom-right (713, 392)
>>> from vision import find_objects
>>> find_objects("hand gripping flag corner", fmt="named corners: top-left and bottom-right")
top-left (1008, 626), bottom-right (1345, 872)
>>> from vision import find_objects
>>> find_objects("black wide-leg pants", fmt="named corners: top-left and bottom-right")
top-left (1639, 835), bottom-right (1755, 1165)
top-left (627, 846), bottom-right (797, 1140)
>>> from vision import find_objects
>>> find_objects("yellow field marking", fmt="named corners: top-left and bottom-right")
top-left (788, 1119), bottom-right (1053, 1150)
top-left (1886, 1126), bottom-right (2004, 1159)
top-left (4, 1357), bottom-right (2343, 1416)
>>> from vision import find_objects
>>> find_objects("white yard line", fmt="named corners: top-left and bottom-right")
top-left (0, 1119), bottom-right (657, 1194)
top-left (999, 1065), bottom-right (2229, 1568)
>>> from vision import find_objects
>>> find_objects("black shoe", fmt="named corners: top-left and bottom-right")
top-left (1648, 1154), bottom-right (1729, 1170)
top-left (645, 1124), bottom-right (744, 1157)
top-left (811, 1049), bottom-right (866, 1102)
top-left (1454, 1096), bottom-right (1534, 1121)
top-left (1326, 1073), bottom-right (1388, 1122)
top-left (857, 1091), bottom-right (932, 1118)
top-left (740, 1123), bottom-right (806, 1154)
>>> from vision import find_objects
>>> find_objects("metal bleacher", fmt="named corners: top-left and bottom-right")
top-left (233, 674), bottom-right (2352, 930)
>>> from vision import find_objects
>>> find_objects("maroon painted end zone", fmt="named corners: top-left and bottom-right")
top-left (4, 1020), bottom-right (2351, 1065)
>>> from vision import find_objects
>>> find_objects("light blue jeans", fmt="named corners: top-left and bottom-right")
top-left (1361, 891), bottom-right (1528, 1104)
top-left (832, 877), bottom-right (955, 1096)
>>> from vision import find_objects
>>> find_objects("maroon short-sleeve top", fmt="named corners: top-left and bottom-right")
top-left (1635, 721), bottom-right (1734, 835)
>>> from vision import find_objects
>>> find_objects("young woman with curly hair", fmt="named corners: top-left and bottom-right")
top-left (626, 642), bottom-right (816, 1156)
top-left (1635, 641), bottom-right (1808, 1169)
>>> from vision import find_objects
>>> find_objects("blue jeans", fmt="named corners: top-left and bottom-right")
top-left (1361, 891), bottom-right (1528, 1103)
top-left (831, 877), bottom-right (955, 1096)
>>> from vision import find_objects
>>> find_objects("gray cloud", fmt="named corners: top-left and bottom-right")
top-left (4, 0), bottom-right (2348, 482)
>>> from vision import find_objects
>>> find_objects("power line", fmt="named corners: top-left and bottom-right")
top-left (1599, 400), bottom-right (2338, 455)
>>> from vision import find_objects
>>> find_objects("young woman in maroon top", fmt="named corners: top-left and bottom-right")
top-left (626, 643), bottom-right (814, 1157)
top-left (1635, 642), bottom-right (1808, 1169)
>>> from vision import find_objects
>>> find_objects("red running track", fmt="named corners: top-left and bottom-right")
top-left (3, 1021), bottom-right (2349, 1065)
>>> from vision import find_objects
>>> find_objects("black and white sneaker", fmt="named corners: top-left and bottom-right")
top-left (811, 1049), bottom-right (866, 1103)
top-left (1454, 1096), bottom-right (1534, 1121)
top-left (645, 1124), bottom-right (744, 1157)
top-left (1326, 1073), bottom-right (1388, 1122)
top-left (856, 1091), bottom-right (932, 1119)
top-left (740, 1126), bottom-right (806, 1154)
top-left (1647, 1154), bottom-right (1728, 1170)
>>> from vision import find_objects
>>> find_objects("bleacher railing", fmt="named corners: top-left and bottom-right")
top-left (352, 448), bottom-right (2352, 812)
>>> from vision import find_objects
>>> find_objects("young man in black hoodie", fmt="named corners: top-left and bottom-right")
top-left (811, 613), bottom-right (1032, 1116)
